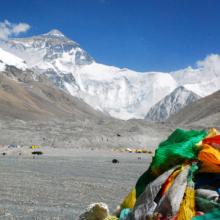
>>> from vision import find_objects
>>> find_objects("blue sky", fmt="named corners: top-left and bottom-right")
top-left (0, 0), bottom-right (220, 72)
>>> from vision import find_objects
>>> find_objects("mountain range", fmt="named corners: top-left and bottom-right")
top-left (0, 29), bottom-right (220, 121)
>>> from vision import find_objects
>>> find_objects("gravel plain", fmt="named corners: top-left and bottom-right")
top-left (0, 148), bottom-right (152, 219)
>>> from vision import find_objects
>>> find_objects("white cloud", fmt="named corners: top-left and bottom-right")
top-left (0, 20), bottom-right (30, 40)
top-left (197, 54), bottom-right (220, 73)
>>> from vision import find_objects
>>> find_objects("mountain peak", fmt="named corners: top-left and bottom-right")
top-left (145, 86), bottom-right (200, 122)
top-left (44, 29), bottom-right (65, 37)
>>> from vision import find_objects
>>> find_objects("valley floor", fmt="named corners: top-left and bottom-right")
top-left (0, 148), bottom-right (151, 219)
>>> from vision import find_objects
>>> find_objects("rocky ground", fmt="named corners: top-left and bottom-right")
top-left (0, 119), bottom-right (172, 150)
top-left (0, 147), bottom-right (152, 220)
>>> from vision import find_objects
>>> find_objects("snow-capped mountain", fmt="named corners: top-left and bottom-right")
top-left (0, 30), bottom-right (178, 119)
top-left (0, 30), bottom-right (220, 120)
top-left (145, 86), bottom-right (200, 122)
top-left (0, 47), bottom-right (27, 71)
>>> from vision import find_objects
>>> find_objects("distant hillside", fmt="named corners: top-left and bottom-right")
top-left (168, 90), bottom-right (220, 128)
top-left (0, 67), bottom-right (106, 121)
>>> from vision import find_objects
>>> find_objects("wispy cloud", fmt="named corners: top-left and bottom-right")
top-left (197, 54), bottom-right (220, 73)
top-left (0, 20), bottom-right (31, 40)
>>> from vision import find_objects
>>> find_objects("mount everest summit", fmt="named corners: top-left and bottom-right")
top-left (0, 29), bottom-right (220, 120)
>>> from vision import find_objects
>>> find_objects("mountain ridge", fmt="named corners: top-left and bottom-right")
top-left (0, 30), bottom-right (220, 120)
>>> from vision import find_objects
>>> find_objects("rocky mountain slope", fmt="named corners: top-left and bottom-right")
top-left (168, 89), bottom-right (220, 128)
top-left (0, 75), bottom-right (105, 121)
top-left (145, 86), bottom-right (200, 122)
top-left (0, 45), bottom-right (109, 121)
